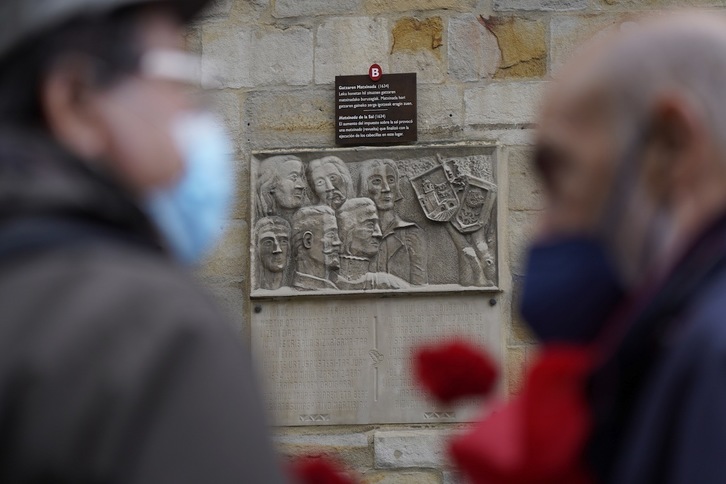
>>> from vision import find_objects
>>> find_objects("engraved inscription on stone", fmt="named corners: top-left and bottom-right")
top-left (250, 144), bottom-right (498, 297)
top-left (252, 295), bottom-right (502, 426)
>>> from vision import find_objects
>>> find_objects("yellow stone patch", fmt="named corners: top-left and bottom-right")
top-left (482, 16), bottom-right (547, 79)
top-left (391, 17), bottom-right (444, 58)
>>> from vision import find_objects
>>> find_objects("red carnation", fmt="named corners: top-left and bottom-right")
top-left (414, 339), bottom-right (499, 404)
top-left (449, 346), bottom-right (595, 484)
top-left (289, 456), bottom-right (358, 484)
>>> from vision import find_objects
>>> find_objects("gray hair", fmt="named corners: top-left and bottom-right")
top-left (588, 14), bottom-right (726, 155)
top-left (256, 155), bottom-right (305, 217)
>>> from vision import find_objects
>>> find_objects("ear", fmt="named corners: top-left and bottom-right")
top-left (644, 93), bottom-right (703, 204)
top-left (302, 231), bottom-right (313, 249)
top-left (40, 56), bottom-right (108, 161)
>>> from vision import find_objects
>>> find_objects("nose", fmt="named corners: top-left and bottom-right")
top-left (381, 179), bottom-right (391, 192)
top-left (372, 223), bottom-right (383, 238)
top-left (272, 238), bottom-right (282, 254)
top-left (294, 179), bottom-right (305, 189)
top-left (324, 177), bottom-right (335, 191)
top-left (332, 233), bottom-right (342, 246)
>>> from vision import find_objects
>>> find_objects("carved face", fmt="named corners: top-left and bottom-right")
top-left (273, 159), bottom-right (306, 209)
top-left (345, 203), bottom-right (383, 258)
top-left (306, 212), bottom-right (342, 270)
top-left (258, 224), bottom-right (289, 273)
top-left (311, 163), bottom-right (347, 210)
top-left (366, 164), bottom-right (397, 211)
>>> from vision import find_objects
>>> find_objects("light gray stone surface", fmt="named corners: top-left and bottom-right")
top-left (390, 50), bottom-right (446, 84)
top-left (507, 147), bottom-right (544, 211)
top-left (252, 294), bottom-right (502, 425)
top-left (494, 0), bottom-right (587, 11)
top-left (244, 88), bottom-right (335, 149)
top-left (315, 17), bottom-right (390, 85)
top-left (418, 85), bottom-right (464, 133)
top-left (202, 26), bottom-right (313, 88)
top-left (374, 429), bottom-right (454, 468)
top-left (274, 0), bottom-right (363, 18)
top-left (274, 432), bottom-right (369, 448)
top-left (465, 82), bottom-right (547, 126)
top-left (448, 15), bottom-right (500, 82)
top-left (443, 471), bottom-right (464, 484)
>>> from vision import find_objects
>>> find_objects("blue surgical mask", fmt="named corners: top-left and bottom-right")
top-left (145, 113), bottom-right (234, 264)
top-left (519, 237), bottom-right (625, 343)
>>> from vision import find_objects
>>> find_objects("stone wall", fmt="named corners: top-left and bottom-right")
top-left (189, 1), bottom-right (724, 481)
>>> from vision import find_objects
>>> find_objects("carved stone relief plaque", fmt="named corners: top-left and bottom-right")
top-left (250, 144), bottom-right (498, 297)
top-left (252, 295), bottom-right (502, 426)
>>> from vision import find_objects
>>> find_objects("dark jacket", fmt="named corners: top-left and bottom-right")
top-left (587, 213), bottom-right (726, 484)
top-left (0, 131), bottom-right (286, 483)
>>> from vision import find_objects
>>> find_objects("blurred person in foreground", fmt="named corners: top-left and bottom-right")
top-left (521, 11), bottom-right (726, 483)
top-left (0, 0), bottom-right (286, 482)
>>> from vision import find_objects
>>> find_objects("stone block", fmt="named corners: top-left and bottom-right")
top-left (443, 471), bottom-right (464, 484)
top-left (275, 432), bottom-right (373, 468)
top-left (243, 88), bottom-right (335, 148)
top-left (374, 430), bottom-right (452, 468)
top-left (392, 17), bottom-right (443, 55)
top-left (274, 0), bottom-right (362, 18)
top-left (362, 470), bottom-right (442, 484)
top-left (480, 17), bottom-right (546, 79)
top-left (494, 0), bottom-right (587, 11)
top-left (228, 159), bottom-right (250, 221)
top-left (505, 345), bottom-right (534, 394)
top-left (391, 50), bottom-right (446, 84)
top-left (507, 147), bottom-right (544, 211)
top-left (448, 15), bottom-right (500, 82)
top-left (418, 85), bottom-right (463, 132)
top-left (315, 17), bottom-right (390, 84)
top-left (208, 90), bottom-right (242, 153)
top-left (465, 82), bottom-right (547, 126)
top-left (202, 26), bottom-right (313, 88)
top-left (550, 15), bottom-right (624, 73)
top-left (185, 27), bottom-right (202, 55)
top-left (391, 17), bottom-right (445, 83)
top-left (199, 220), bottom-right (248, 279)
top-left (508, 209), bottom-right (540, 275)
top-left (365, 0), bottom-right (477, 13)
top-left (463, 127), bottom-right (537, 146)
top-left (510, 276), bottom-right (537, 345)
top-left (197, 0), bottom-right (233, 21)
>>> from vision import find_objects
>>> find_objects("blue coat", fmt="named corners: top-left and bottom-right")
top-left (587, 215), bottom-right (726, 483)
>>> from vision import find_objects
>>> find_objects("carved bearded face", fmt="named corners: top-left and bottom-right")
top-left (310, 163), bottom-right (348, 210)
top-left (365, 163), bottom-right (397, 211)
top-left (273, 159), bottom-right (306, 210)
top-left (257, 223), bottom-right (289, 273)
top-left (307, 212), bottom-right (342, 270)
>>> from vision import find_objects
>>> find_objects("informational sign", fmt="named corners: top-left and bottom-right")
top-left (335, 72), bottom-right (417, 146)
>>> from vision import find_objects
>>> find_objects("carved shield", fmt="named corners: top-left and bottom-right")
top-left (451, 176), bottom-right (497, 234)
top-left (410, 165), bottom-right (460, 222)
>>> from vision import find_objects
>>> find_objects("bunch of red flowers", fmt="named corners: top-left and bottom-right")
top-left (291, 339), bottom-right (594, 484)
top-left (413, 340), bottom-right (594, 484)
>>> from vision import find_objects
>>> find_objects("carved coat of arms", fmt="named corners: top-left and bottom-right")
top-left (410, 165), bottom-right (460, 222)
top-left (451, 176), bottom-right (497, 234)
